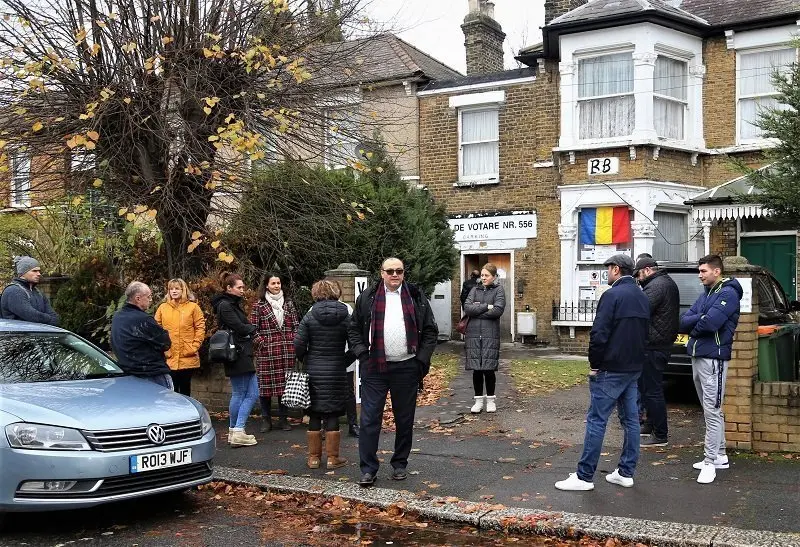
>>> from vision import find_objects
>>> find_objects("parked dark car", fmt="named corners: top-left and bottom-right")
top-left (660, 262), bottom-right (799, 376)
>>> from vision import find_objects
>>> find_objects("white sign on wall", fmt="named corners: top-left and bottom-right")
top-left (449, 214), bottom-right (537, 242)
top-left (738, 278), bottom-right (753, 313)
top-left (587, 157), bottom-right (620, 175)
top-left (354, 276), bottom-right (368, 300)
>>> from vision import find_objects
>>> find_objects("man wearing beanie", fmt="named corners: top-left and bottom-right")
top-left (0, 256), bottom-right (59, 326)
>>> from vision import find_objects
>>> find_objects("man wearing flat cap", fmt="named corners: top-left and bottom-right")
top-left (634, 256), bottom-right (679, 447)
top-left (556, 254), bottom-right (649, 491)
top-left (0, 256), bottom-right (59, 325)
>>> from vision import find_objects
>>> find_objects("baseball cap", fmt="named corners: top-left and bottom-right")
top-left (633, 256), bottom-right (658, 275)
top-left (603, 254), bottom-right (635, 271)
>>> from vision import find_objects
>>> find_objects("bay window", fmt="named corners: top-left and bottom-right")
top-left (654, 56), bottom-right (688, 140)
top-left (738, 48), bottom-right (795, 141)
top-left (578, 52), bottom-right (634, 139)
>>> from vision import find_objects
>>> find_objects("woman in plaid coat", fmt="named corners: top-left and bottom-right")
top-left (250, 272), bottom-right (299, 432)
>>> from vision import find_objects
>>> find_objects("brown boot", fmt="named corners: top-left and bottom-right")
top-left (325, 430), bottom-right (347, 469)
top-left (307, 431), bottom-right (322, 469)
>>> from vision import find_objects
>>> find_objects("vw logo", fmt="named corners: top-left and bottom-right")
top-left (146, 424), bottom-right (166, 445)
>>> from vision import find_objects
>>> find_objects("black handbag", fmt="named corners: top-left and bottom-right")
top-left (208, 329), bottom-right (238, 363)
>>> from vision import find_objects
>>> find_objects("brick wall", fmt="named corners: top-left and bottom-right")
top-left (462, 15), bottom-right (505, 75)
top-left (544, 0), bottom-right (588, 23)
top-left (703, 37), bottom-right (737, 148)
top-left (710, 220), bottom-right (738, 258)
top-left (752, 382), bottom-right (800, 451)
top-left (192, 367), bottom-right (233, 413)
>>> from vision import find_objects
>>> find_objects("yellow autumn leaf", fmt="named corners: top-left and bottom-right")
top-left (90, 43), bottom-right (101, 56)
top-left (71, 196), bottom-right (83, 206)
top-left (121, 42), bottom-right (136, 53)
top-left (0, 140), bottom-right (7, 149)
top-left (161, 36), bottom-right (173, 45)
top-left (133, 205), bottom-right (148, 213)
top-left (84, 140), bottom-right (96, 150)
top-left (210, 240), bottom-right (220, 249)
top-left (125, 213), bottom-right (136, 221)
top-left (187, 240), bottom-right (201, 253)
top-left (218, 252), bottom-right (234, 264)
top-left (203, 48), bottom-right (215, 58)
top-left (123, 97), bottom-right (131, 104)
top-left (86, 130), bottom-right (99, 141)
top-left (208, 135), bottom-right (219, 141)
top-left (145, 209), bottom-right (157, 220)
top-left (92, 178), bottom-right (103, 187)
top-left (150, 186), bottom-right (161, 194)
top-left (191, 231), bottom-right (202, 240)
top-left (118, 207), bottom-right (128, 216)
top-left (203, 107), bottom-right (211, 115)
top-left (32, 121), bottom-right (43, 132)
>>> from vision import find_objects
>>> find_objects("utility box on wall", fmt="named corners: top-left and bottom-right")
top-left (517, 312), bottom-right (537, 340)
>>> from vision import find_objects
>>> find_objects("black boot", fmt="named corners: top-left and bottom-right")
top-left (348, 423), bottom-right (359, 438)
top-left (260, 417), bottom-right (272, 433)
top-left (278, 403), bottom-right (292, 431)
top-left (259, 397), bottom-right (272, 433)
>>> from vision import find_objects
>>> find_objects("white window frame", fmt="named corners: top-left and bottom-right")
top-left (70, 151), bottom-right (96, 172)
top-left (324, 108), bottom-right (360, 170)
top-left (736, 46), bottom-right (797, 145)
top-left (457, 106), bottom-right (499, 184)
top-left (9, 149), bottom-right (31, 208)
top-left (576, 50), bottom-right (635, 141)
top-left (653, 54), bottom-right (689, 140)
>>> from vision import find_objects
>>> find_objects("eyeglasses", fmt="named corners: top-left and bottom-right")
top-left (382, 268), bottom-right (404, 276)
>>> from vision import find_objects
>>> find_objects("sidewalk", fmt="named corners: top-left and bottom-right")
top-left (212, 343), bottom-right (800, 541)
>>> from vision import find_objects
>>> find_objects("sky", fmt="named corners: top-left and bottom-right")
top-left (364, 0), bottom-right (545, 74)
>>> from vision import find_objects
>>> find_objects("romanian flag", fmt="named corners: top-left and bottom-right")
top-left (579, 207), bottom-right (631, 245)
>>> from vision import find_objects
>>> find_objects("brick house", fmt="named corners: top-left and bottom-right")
top-left (420, 0), bottom-right (800, 350)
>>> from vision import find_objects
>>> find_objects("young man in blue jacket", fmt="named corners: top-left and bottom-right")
top-left (556, 254), bottom-right (649, 491)
top-left (679, 254), bottom-right (741, 484)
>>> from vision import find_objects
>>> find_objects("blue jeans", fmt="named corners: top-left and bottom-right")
top-left (229, 372), bottom-right (259, 429)
top-left (144, 373), bottom-right (174, 390)
top-left (577, 370), bottom-right (641, 482)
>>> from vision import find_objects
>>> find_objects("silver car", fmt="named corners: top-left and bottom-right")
top-left (0, 320), bottom-right (215, 520)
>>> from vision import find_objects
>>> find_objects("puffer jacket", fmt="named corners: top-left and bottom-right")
top-left (464, 282), bottom-right (506, 371)
top-left (588, 276), bottom-right (650, 372)
top-left (155, 300), bottom-right (206, 370)
top-left (294, 299), bottom-right (355, 415)
top-left (211, 292), bottom-right (257, 377)
top-left (680, 278), bottom-right (742, 360)
top-left (639, 269), bottom-right (680, 350)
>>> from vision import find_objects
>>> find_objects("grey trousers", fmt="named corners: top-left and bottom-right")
top-left (691, 357), bottom-right (728, 462)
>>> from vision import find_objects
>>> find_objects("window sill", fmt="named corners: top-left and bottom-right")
top-left (554, 137), bottom-right (705, 156)
top-left (551, 320), bottom-right (593, 327)
top-left (710, 141), bottom-right (777, 154)
top-left (453, 178), bottom-right (499, 188)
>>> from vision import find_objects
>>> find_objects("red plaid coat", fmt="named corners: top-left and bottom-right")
top-left (250, 299), bottom-right (299, 398)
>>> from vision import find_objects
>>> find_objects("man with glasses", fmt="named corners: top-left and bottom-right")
top-left (111, 281), bottom-right (174, 389)
top-left (348, 257), bottom-right (438, 487)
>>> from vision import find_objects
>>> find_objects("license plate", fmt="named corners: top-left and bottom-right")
top-left (130, 448), bottom-right (192, 473)
top-left (675, 334), bottom-right (689, 346)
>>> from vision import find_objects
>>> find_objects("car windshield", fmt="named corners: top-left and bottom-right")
top-left (0, 332), bottom-right (124, 383)
top-left (669, 272), bottom-right (706, 316)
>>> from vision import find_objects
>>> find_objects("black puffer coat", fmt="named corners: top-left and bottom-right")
top-left (294, 300), bottom-right (355, 415)
top-left (211, 293), bottom-right (257, 377)
top-left (464, 282), bottom-right (506, 371)
top-left (640, 270), bottom-right (680, 350)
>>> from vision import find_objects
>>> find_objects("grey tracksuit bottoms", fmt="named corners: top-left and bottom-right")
top-left (692, 357), bottom-right (728, 462)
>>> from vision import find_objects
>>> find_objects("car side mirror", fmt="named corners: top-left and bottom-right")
top-left (789, 301), bottom-right (800, 312)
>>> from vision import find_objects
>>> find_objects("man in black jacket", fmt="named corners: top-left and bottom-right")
top-left (348, 257), bottom-right (438, 487)
top-left (111, 281), bottom-right (173, 389)
top-left (635, 257), bottom-right (679, 446)
top-left (556, 254), bottom-right (649, 491)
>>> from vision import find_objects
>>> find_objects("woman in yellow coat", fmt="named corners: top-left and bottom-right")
top-left (155, 278), bottom-right (206, 396)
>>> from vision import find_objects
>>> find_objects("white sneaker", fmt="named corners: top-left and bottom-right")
top-left (693, 455), bottom-right (729, 470)
top-left (555, 473), bottom-right (594, 491)
top-left (696, 462), bottom-right (716, 484)
top-left (485, 395), bottom-right (497, 413)
top-left (605, 468), bottom-right (634, 488)
top-left (470, 396), bottom-right (485, 414)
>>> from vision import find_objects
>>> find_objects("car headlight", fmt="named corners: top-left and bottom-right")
top-left (5, 423), bottom-right (91, 450)
top-left (199, 406), bottom-right (212, 435)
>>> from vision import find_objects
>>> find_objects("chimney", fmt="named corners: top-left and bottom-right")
top-left (544, 0), bottom-right (589, 25)
top-left (462, 0), bottom-right (506, 75)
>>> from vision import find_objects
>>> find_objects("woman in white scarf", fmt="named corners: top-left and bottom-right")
top-left (249, 272), bottom-right (299, 432)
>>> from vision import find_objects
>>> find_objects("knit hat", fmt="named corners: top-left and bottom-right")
top-left (14, 256), bottom-right (40, 276)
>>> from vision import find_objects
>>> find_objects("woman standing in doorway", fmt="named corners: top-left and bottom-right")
top-left (464, 263), bottom-right (506, 414)
top-left (250, 272), bottom-right (299, 432)
top-left (155, 278), bottom-right (206, 396)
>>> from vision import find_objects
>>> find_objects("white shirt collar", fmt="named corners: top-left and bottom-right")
top-left (384, 283), bottom-right (402, 295)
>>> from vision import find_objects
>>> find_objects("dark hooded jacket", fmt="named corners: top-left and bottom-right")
top-left (211, 292), bottom-right (257, 377)
top-left (294, 299), bottom-right (355, 415)
top-left (680, 278), bottom-right (743, 360)
top-left (639, 269), bottom-right (680, 350)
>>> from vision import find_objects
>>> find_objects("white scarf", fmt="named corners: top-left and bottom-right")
top-left (266, 290), bottom-right (285, 328)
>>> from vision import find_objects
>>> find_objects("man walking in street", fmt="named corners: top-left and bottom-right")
top-left (111, 281), bottom-right (174, 389)
top-left (348, 257), bottom-right (438, 487)
top-left (679, 255), bottom-right (741, 484)
top-left (460, 269), bottom-right (480, 307)
top-left (0, 256), bottom-right (59, 325)
top-left (556, 254), bottom-right (649, 491)
top-left (634, 256), bottom-right (679, 447)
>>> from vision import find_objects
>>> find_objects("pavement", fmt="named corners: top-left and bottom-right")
top-left (213, 342), bottom-right (800, 545)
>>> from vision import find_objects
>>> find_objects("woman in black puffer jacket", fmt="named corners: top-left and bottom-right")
top-left (294, 279), bottom-right (355, 470)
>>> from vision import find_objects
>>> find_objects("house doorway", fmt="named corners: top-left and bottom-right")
top-left (463, 253), bottom-right (513, 341)
top-left (741, 235), bottom-right (797, 300)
